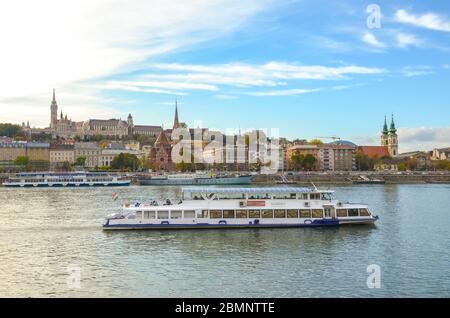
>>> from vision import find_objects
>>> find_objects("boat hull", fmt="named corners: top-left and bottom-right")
top-left (103, 218), bottom-right (377, 230)
top-left (139, 175), bottom-right (252, 186)
top-left (3, 181), bottom-right (131, 187)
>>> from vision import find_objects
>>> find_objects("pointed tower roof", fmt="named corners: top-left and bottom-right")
top-left (389, 113), bottom-right (397, 134)
top-left (173, 99), bottom-right (180, 130)
top-left (52, 88), bottom-right (56, 102)
top-left (382, 115), bottom-right (389, 135)
top-left (155, 129), bottom-right (170, 146)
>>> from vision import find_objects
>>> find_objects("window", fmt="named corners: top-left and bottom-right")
top-left (312, 209), bottom-right (323, 218)
top-left (184, 210), bottom-right (195, 218)
top-left (210, 210), bottom-right (222, 219)
top-left (200, 210), bottom-right (209, 218)
top-left (136, 211), bottom-right (143, 219)
top-left (287, 209), bottom-right (299, 218)
top-left (359, 208), bottom-right (370, 217)
top-left (171, 211), bottom-right (182, 219)
top-left (310, 193), bottom-right (320, 200)
top-left (236, 210), bottom-right (248, 218)
top-left (144, 211), bottom-right (156, 219)
top-left (299, 209), bottom-right (311, 218)
top-left (157, 211), bottom-right (169, 219)
top-left (223, 210), bottom-right (235, 218)
top-left (348, 209), bottom-right (359, 217)
top-left (300, 193), bottom-right (308, 200)
top-left (336, 209), bottom-right (347, 218)
top-left (248, 210), bottom-right (261, 218)
top-left (274, 209), bottom-right (286, 218)
top-left (261, 210), bottom-right (273, 218)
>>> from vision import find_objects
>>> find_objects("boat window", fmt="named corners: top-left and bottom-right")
top-left (336, 209), bottom-right (348, 218)
top-left (272, 193), bottom-right (292, 199)
top-left (310, 193), bottom-right (321, 200)
top-left (248, 210), bottom-right (261, 218)
top-left (144, 211), bottom-right (156, 219)
top-left (210, 210), bottom-right (222, 218)
top-left (184, 210), bottom-right (195, 218)
top-left (248, 193), bottom-right (270, 200)
top-left (262, 210), bottom-right (273, 218)
top-left (299, 209), bottom-right (311, 218)
top-left (223, 210), bottom-right (235, 219)
top-left (157, 211), bottom-right (169, 219)
top-left (171, 211), bottom-right (182, 219)
top-left (359, 208), bottom-right (370, 217)
top-left (300, 193), bottom-right (308, 200)
top-left (192, 194), bottom-right (204, 200)
top-left (236, 210), bottom-right (248, 218)
top-left (348, 209), bottom-right (359, 217)
top-left (321, 193), bottom-right (332, 200)
top-left (217, 193), bottom-right (246, 200)
top-left (200, 210), bottom-right (209, 218)
top-left (274, 209), bottom-right (286, 218)
top-left (312, 209), bottom-right (323, 218)
top-left (136, 211), bottom-right (143, 219)
top-left (287, 209), bottom-right (299, 218)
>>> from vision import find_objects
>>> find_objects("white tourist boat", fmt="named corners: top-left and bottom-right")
top-left (103, 187), bottom-right (378, 230)
top-left (3, 172), bottom-right (131, 187)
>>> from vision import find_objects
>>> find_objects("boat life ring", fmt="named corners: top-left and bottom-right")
top-left (219, 220), bottom-right (227, 225)
top-left (304, 219), bottom-right (312, 225)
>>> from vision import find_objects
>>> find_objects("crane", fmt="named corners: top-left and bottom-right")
top-left (315, 136), bottom-right (341, 141)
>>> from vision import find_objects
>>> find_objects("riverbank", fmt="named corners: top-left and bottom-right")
top-left (252, 171), bottom-right (450, 184)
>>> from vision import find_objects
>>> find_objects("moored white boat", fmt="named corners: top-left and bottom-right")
top-left (103, 187), bottom-right (378, 230)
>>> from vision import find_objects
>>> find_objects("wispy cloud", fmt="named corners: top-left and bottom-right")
top-left (361, 32), bottom-right (386, 49)
top-left (248, 88), bottom-right (321, 97)
top-left (214, 94), bottom-right (238, 100)
top-left (398, 127), bottom-right (450, 152)
top-left (396, 32), bottom-right (420, 48)
top-left (395, 9), bottom-right (450, 32)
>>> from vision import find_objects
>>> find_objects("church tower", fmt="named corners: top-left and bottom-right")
top-left (380, 115), bottom-right (389, 147)
top-left (127, 113), bottom-right (134, 136)
top-left (50, 88), bottom-right (58, 129)
top-left (388, 113), bottom-right (398, 157)
top-left (173, 100), bottom-right (180, 131)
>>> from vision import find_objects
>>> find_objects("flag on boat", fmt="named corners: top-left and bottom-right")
top-left (112, 192), bottom-right (120, 201)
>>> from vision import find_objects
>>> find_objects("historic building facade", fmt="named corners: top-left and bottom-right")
top-left (49, 89), bottom-right (78, 138)
top-left (380, 114), bottom-right (398, 157)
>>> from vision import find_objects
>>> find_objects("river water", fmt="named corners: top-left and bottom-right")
top-left (0, 184), bottom-right (449, 298)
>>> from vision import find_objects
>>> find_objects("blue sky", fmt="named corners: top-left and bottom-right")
top-left (1, 0), bottom-right (449, 151)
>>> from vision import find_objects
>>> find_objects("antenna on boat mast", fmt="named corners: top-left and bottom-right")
top-left (311, 182), bottom-right (318, 191)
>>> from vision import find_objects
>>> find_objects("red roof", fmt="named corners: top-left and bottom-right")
top-left (358, 146), bottom-right (390, 159)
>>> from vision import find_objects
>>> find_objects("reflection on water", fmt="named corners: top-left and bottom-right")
top-left (0, 184), bottom-right (449, 297)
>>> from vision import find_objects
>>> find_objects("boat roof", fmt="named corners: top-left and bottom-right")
top-left (182, 187), bottom-right (334, 194)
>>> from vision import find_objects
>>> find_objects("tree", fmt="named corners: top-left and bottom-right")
top-left (355, 151), bottom-right (374, 171)
top-left (303, 154), bottom-right (317, 171)
top-left (291, 154), bottom-right (305, 171)
top-left (74, 156), bottom-right (87, 167)
top-left (14, 156), bottom-right (29, 166)
top-left (111, 153), bottom-right (139, 171)
top-left (437, 160), bottom-right (450, 171)
top-left (139, 157), bottom-right (152, 171)
top-left (0, 123), bottom-right (23, 137)
top-left (308, 139), bottom-right (324, 145)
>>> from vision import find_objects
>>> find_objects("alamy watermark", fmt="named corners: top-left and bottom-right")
top-left (366, 4), bottom-right (382, 29)
top-left (66, 264), bottom-right (81, 290)
top-left (366, 264), bottom-right (381, 289)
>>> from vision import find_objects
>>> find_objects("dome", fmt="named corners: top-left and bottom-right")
top-left (328, 140), bottom-right (357, 148)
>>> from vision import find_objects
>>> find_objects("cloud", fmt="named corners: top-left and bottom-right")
top-left (400, 66), bottom-right (434, 77)
top-left (398, 127), bottom-right (450, 152)
top-left (214, 94), bottom-right (238, 100)
top-left (248, 88), bottom-right (321, 97)
top-left (361, 32), bottom-right (386, 48)
top-left (396, 33), bottom-right (420, 48)
top-left (395, 9), bottom-right (450, 32)
top-left (0, 0), bottom-right (271, 113)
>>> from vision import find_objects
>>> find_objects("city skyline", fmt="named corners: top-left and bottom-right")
top-left (1, 1), bottom-right (450, 152)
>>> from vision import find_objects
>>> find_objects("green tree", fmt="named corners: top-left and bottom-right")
top-left (110, 153), bottom-right (139, 171)
top-left (437, 160), bottom-right (450, 171)
top-left (308, 139), bottom-right (324, 145)
top-left (355, 151), bottom-right (374, 171)
top-left (0, 123), bottom-right (23, 137)
top-left (74, 156), bottom-right (87, 167)
top-left (291, 154), bottom-right (305, 171)
top-left (303, 154), bottom-right (317, 171)
top-left (14, 156), bottom-right (29, 166)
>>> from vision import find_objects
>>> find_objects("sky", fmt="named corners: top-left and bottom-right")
top-left (0, 0), bottom-right (449, 152)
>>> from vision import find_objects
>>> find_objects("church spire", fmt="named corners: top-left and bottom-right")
top-left (173, 99), bottom-right (180, 130)
top-left (52, 88), bottom-right (56, 102)
top-left (382, 115), bottom-right (389, 135)
top-left (390, 113), bottom-right (397, 134)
